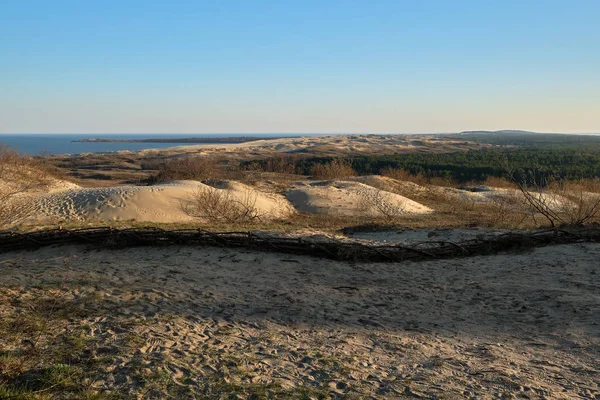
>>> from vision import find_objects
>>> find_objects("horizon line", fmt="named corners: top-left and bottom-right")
top-left (2, 130), bottom-right (600, 136)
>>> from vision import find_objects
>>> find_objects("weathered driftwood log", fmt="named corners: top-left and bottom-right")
top-left (1, 227), bottom-right (599, 262)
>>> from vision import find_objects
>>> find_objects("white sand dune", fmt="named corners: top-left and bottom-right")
top-left (32, 180), bottom-right (203, 223)
top-left (17, 174), bottom-right (598, 226)
top-left (20, 177), bottom-right (434, 225)
top-left (286, 180), bottom-right (432, 216)
top-left (139, 134), bottom-right (490, 158)
top-left (437, 186), bottom-right (575, 212)
top-left (30, 180), bottom-right (295, 224)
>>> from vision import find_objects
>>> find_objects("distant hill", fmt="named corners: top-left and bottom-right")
top-left (458, 130), bottom-right (539, 136)
top-left (454, 130), bottom-right (600, 147)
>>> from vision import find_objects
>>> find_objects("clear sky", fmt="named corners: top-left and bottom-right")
top-left (1, 0), bottom-right (598, 134)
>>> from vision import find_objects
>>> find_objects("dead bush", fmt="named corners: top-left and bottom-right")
top-left (182, 188), bottom-right (265, 223)
top-left (263, 155), bottom-right (299, 174)
top-left (358, 188), bottom-right (407, 223)
top-left (550, 179), bottom-right (600, 226)
top-left (150, 156), bottom-right (216, 184)
top-left (437, 187), bottom-right (532, 228)
top-left (0, 145), bottom-right (52, 228)
top-left (310, 160), bottom-right (356, 179)
top-left (484, 192), bottom-right (530, 227)
top-left (140, 158), bottom-right (163, 171)
top-left (379, 167), bottom-right (457, 187)
top-left (506, 167), bottom-right (600, 227)
top-left (380, 167), bottom-right (428, 186)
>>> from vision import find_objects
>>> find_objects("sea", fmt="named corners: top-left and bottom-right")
top-left (0, 133), bottom-right (322, 156)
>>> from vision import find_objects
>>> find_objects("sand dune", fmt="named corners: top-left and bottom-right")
top-left (143, 134), bottom-right (490, 158)
top-left (436, 186), bottom-right (575, 212)
top-left (14, 173), bottom-right (598, 227)
top-left (287, 180), bottom-right (432, 216)
top-left (32, 180), bottom-right (294, 224)
top-left (32, 180), bottom-right (202, 223)
top-left (23, 178), bottom-right (433, 225)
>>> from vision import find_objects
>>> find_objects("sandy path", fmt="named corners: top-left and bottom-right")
top-left (1, 243), bottom-right (599, 398)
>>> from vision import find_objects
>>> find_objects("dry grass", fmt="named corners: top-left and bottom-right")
top-left (0, 145), bottom-right (54, 229)
top-left (380, 167), bottom-right (428, 186)
top-left (310, 160), bottom-right (356, 179)
top-left (379, 167), bottom-right (458, 188)
top-left (443, 194), bottom-right (533, 228)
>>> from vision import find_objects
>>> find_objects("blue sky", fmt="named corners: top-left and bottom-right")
top-left (1, 0), bottom-right (598, 133)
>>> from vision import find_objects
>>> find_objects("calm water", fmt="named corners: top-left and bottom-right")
top-left (0, 133), bottom-right (316, 155)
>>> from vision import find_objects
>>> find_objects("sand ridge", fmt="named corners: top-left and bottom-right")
top-left (31, 180), bottom-right (295, 224)
top-left (135, 134), bottom-right (492, 157)
top-left (12, 171), bottom-right (599, 227)
top-left (286, 180), bottom-right (432, 216)
top-left (25, 178), bottom-right (434, 224)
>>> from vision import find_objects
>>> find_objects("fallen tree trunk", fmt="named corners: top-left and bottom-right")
top-left (1, 227), bottom-right (599, 262)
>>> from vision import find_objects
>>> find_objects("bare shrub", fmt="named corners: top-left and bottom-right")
top-left (506, 167), bottom-right (600, 227)
top-left (446, 193), bottom-right (478, 214)
top-left (182, 188), bottom-right (265, 223)
top-left (263, 155), bottom-right (299, 174)
top-left (150, 156), bottom-right (216, 184)
top-left (0, 145), bottom-right (51, 228)
top-left (550, 179), bottom-right (600, 226)
top-left (485, 191), bottom-right (530, 227)
top-left (0, 199), bottom-right (37, 229)
top-left (310, 160), bottom-right (356, 179)
top-left (380, 167), bottom-right (428, 186)
top-left (358, 188), bottom-right (407, 223)
top-left (140, 158), bottom-right (163, 171)
top-left (379, 167), bottom-right (457, 187)
top-left (440, 191), bottom-right (531, 228)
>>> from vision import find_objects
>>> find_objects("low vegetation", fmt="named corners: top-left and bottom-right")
top-left (309, 159), bottom-right (356, 179)
top-left (275, 147), bottom-right (600, 183)
top-left (149, 156), bottom-right (217, 184)
top-left (358, 188), bottom-right (408, 224)
top-left (0, 145), bottom-right (53, 228)
top-left (182, 188), bottom-right (265, 224)
top-left (511, 175), bottom-right (600, 228)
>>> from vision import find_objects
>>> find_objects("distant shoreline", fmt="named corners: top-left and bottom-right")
top-left (72, 136), bottom-right (297, 144)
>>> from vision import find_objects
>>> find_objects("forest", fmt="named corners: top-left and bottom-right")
top-left (244, 144), bottom-right (600, 184)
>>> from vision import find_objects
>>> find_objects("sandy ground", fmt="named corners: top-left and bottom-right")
top-left (1, 242), bottom-right (598, 398)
